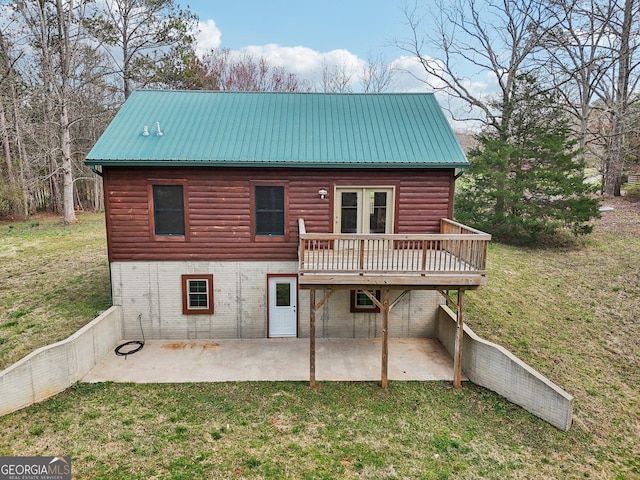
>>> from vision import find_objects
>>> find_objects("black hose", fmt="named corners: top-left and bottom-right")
top-left (115, 314), bottom-right (145, 358)
top-left (115, 340), bottom-right (143, 356)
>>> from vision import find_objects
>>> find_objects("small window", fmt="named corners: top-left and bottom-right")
top-left (350, 290), bottom-right (381, 313)
top-left (151, 183), bottom-right (186, 238)
top-left (182, 274), bottom-right (214, 315)
top-left (251, 183), bottom-right (289, 241)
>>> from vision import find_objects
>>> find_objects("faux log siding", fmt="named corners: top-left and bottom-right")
top-left (397, 180), bottom-right (453, 232)
top-left (104, 167), bottom-right (454, 261)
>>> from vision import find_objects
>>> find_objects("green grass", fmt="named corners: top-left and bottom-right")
top-left (0, 382), bottom-right (594, 479)
top-left (461, 201), bottom-right (640, 479)
top-left (0, 213), bottom-right (112, 370)
top-left (1, 206), bottom-right (639, 478)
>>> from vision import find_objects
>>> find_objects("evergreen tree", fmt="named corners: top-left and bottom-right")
top-left (455, 75), bottom-right (600, 244)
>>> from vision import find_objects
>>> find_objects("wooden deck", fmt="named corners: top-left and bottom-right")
top-left (298, 219), bottom-right (491, 288)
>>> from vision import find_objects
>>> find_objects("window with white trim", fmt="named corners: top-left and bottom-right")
top-left (182, 274), bottom-right (214, 315)
top-left (350, 289), bottom-right (381, 313)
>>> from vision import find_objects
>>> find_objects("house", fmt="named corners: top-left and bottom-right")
top-left (85, 90), bottom-right (491, 387)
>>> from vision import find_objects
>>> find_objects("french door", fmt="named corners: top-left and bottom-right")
top-left (334, 187), bottom-right (394, 234)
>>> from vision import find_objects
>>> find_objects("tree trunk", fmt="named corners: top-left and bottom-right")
top-left (93, 174), bottom-right (103, 211)
top-left (12, 83), bottom-right (31, 216)
top-left (0, 96), bottom-right (24, 216)
top-left (50, 158), bottom-right (63, 213)
top-left (606, 111), bottom-right (625, 197)
top-left (60, 102), bottom-right (77, 223)
top-left (0, 97), bottom-right (15, 185)
top-left (605, 0), bottom-right (633, 197)
top-left (56, 0), bottom-right (77, 223)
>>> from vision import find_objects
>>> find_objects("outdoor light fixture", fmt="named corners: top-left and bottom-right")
top-left (318, 188), bottom-right (328, 199)
top-left (142, 125), bottom-right (149, 136)
top-left (156, 122), bottom-right (163, 136)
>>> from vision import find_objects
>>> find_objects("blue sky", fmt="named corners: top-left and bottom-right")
top-left (187, 1), bottom-right (409, 61)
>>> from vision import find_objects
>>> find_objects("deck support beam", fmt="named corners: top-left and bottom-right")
top-left (310, 289), bottom-right (316, 387)
top-left (381, 289), bottom-right (390, 388)
top-left (437, 289), bottom-right (458, 309)
top-left (360, 289), bottom-right (392, 388)
top-left (389, 290), bottom-right (410, 311)
top-left (453, 289), bottom-right (465, 388)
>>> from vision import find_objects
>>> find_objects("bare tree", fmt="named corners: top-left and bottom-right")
top-left (1, 0), bottom-right (117, 218)
top-left (0, 32), bottom-right (18, 191)
top-left (69, 43), bottom-right (118, 212)
top-left (11, 0), bottom-right (63, 214)
top-left (602, 0), bottom-right (640, 196)
top-left (361, 53), bottom-right (395, 93)
top-left (0, 27), bottom-right (31, 217)
top-left (400, 0), bottom-right (640, 197)
top-left (397, 0), bottom-right (561, 133)
top-left (12, 0), bottom-right (97, 223)
top-left (54, 0), bottom-right (80, 223)
top-left (538, 1), bottom-right (615, 161)
top-left (541, 0), bottom-right (640, 196)
top-left (320, 61), bottom-right (354, 93)
top-left (194, 48), bottom-right (306, 92)
top-left (85, 0), bottom-right (198, 99)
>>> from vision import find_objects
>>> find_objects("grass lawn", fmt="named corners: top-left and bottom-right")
top-left (0, 213), bottom-right (111, 370)
top-left (0, 204), bottom-right (638, 479)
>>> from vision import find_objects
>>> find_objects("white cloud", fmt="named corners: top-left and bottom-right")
top-left (241, 44), bottom-right (323, 74)
top-left (240, 44), bottom-right (366, 89)
top-left (389, 55), bottom-right (437, 93)
top-left (195, 19), bottom-right (222, 56)
top-left (237, 46), bottom-right (444, 94)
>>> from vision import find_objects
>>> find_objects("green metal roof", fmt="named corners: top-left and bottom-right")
top-left (85, 90), bottom-right (468, 168)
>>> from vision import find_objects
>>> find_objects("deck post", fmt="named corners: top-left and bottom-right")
top-left (381, 289), bottom-right (390, 388)
top-left (310, 288), bottom-right (316, 387)
top-left (453, 289), bottom-right (465, 388)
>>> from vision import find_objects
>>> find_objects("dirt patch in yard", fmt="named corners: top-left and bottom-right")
top-left (597, 196), bottom-right (640, 232)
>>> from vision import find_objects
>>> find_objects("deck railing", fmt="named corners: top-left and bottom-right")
top-left (298, 218), bottom-right (491, 277)
top-left (439, 219), bottom-right (491, 272)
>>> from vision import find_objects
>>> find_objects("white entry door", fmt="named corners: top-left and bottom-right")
top-left (268, 276), bottom-right (297, 337)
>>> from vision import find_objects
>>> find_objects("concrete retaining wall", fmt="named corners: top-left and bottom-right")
top-left (0, 306), bottom-right (123, 416)
top-left (437, 305), bottom-right (573, 430)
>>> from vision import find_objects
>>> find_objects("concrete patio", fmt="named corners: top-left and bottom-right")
top-left (1, 307), bottom-right (573, 429)
top-left (82, 337), bottom-right (461, 383)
